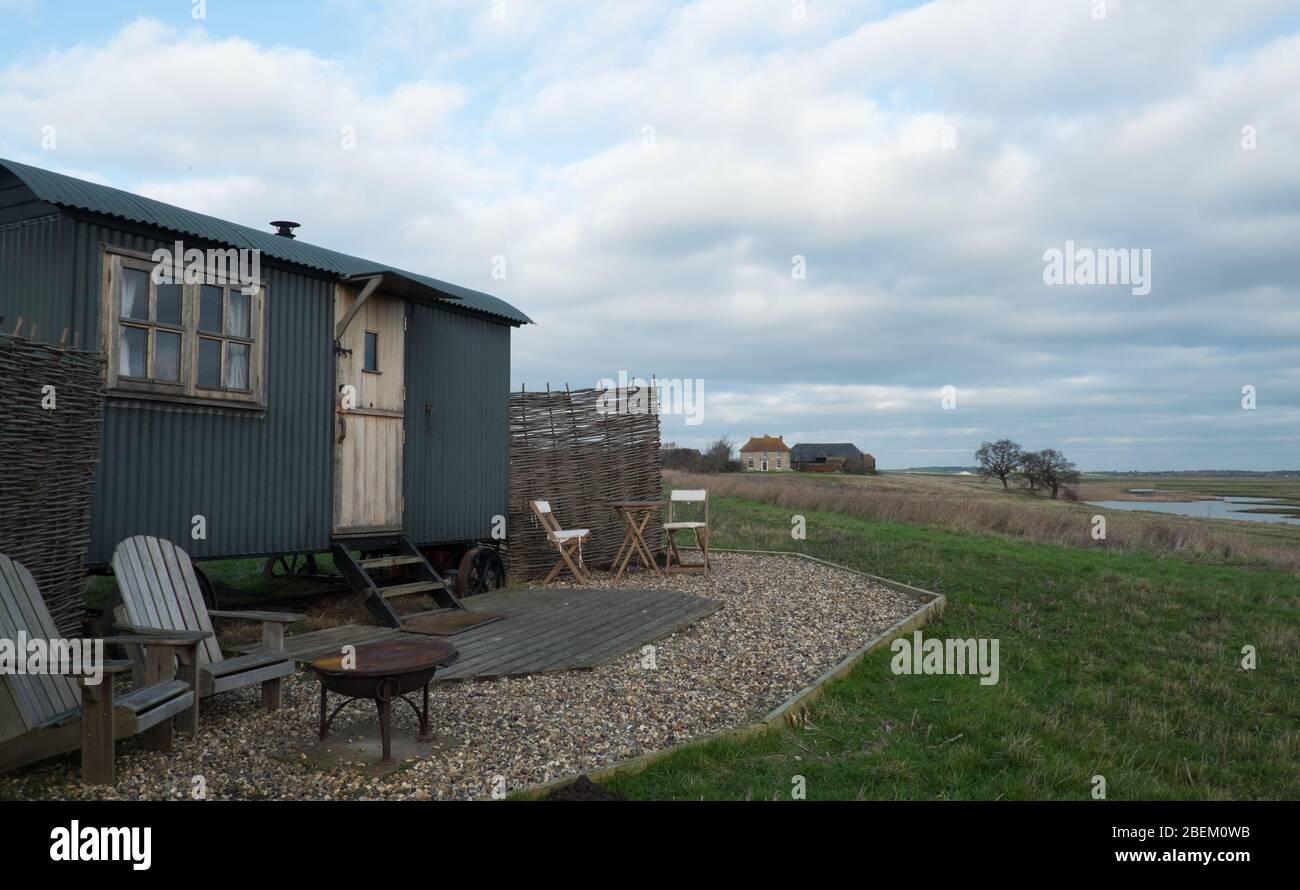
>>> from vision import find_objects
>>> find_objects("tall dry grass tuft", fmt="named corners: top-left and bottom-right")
top-left (667, 471), bottom-right (1300, 574)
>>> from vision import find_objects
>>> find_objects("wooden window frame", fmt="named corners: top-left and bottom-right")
top-left (101, 247), bottom-right (267, 410)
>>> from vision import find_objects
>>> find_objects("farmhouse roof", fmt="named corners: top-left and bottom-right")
top-left (0, 157), bottom-right (532, 326)
top-left (791, 443), bottom-right (864, 461)
top-left (740, 435), bottom-right (789, 453)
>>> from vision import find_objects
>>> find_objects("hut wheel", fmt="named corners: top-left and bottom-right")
top-left (193, 565), bottom-right (219, 611)
top-left (263, 552), bottom-right (319, 579)
top-left (455, 546), bottom-right (504, 599)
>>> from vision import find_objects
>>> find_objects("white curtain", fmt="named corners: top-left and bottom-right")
top-left (224, 343), bottom-right (249, 389)
top-left (120, 269), bottom-right (144, 319)
top-left (226, 289), bottom-right (251, 338)
top-left (117, 328), bottom-right (139, 377)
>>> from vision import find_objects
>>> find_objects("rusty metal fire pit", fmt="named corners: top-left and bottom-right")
top-left (311, 638), bottom-right (460, 765)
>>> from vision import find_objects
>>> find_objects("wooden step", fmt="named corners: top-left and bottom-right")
top-left (358, 555), bottom-right (424, 569)
top-left (377, 580), bottom-right (450, 599)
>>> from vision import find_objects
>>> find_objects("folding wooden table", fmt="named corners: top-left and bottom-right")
top-left (609, 500), bottom-right (664, 581)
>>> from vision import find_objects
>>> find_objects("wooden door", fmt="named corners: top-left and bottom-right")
top-left (333, 284), bottom-right (405, 534)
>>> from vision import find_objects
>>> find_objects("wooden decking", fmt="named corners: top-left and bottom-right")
top-left (236, 587), bottom-right (720, 680)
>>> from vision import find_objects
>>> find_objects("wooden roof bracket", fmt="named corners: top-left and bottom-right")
top-left (334, 275), bottom-right (383, 340)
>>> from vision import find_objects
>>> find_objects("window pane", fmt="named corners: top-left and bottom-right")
top-left (154, 330), bottom-right (181, 382)
top-left (156, 283), bottom-right (182, 326)
top-left (225, 342), bottom-right (250, 390)
top-left (119, 326), bottom-right (147, 377)
top-left (200, 285), bottom-right (223, 333)
top-left (226, 288), bottom-right (251, 338)
top-left (198, 338), bottom-right (221, 388)
top-left (121, 268), bottom-right (149, 320)
top-left (363, 331), bottom-right (378, 372)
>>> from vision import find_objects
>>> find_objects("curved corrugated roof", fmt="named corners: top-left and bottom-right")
top-left (0, 158), bottom-right (532, 326)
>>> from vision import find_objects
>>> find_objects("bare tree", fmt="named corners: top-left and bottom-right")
top-left (661, 438), bottom-right (741, 472)
top-left (1018, 450), bottom-right (1045, 491)
top-left (975, 439), bottom-right (1022, 489)
top-left (660, 444), bottom-right (702, 471)
top-left (701, 437), bottom-right (742, 473)
top-left (1036, 449), bottom-right (1080, 499)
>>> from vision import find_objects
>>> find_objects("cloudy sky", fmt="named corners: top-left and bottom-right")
top-left (2, 0), bottom-right (1298, 470)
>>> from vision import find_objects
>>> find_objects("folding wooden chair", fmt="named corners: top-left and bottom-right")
top-left (663, 489), bottom-right (710, 574)
top-left (529, 500), bottom-right (591, 584)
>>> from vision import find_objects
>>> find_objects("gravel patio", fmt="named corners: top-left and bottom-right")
top-left (0, 552), bottom-right (919, 800)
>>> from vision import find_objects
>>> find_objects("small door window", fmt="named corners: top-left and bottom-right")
top-left (363, 331), bottom-right (379, 372)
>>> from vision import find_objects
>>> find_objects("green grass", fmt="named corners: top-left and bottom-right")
top-left (604, 494), bottom-right (1299, 800)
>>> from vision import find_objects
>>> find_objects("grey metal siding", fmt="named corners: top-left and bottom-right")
top-left (0, 210), bottom-right (337, 566)
top-left (404, 303), bottom-right (510, 545)
top-left (2, 194), bottom-right (515, 567)
top-left (0, 213), bottom-right (76, 341)
top-left (81, 223), bottom-right (336, 565)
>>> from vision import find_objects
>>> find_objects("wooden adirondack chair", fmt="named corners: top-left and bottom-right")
top-left (0, 554), bottom-right (207, 784)
top-left (112, 536), bottom-right (303, 711)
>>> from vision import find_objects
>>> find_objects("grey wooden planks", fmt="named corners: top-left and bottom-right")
top-left (239, 587), bottom-right (720, 681)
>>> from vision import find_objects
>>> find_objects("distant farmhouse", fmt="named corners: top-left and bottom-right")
top-left (739, 435), bottom-right (791, 471)
top-left (790, 443), bottom-right (876, 474)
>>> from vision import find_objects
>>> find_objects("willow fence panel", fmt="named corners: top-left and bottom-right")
top-left (0, 333), bottom-right (105, 635)
top-left (507, 385), bottom-right (664, 581)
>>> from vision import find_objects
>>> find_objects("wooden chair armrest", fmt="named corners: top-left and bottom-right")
top-left (114, 623), bottom-right (211, 639)
top-left (208, 609), bottom-right (305, 624)
top-left (57, 658), bottom-right (134, 678)
top-left (103, 635), bottom-right (205, 688)
top-left (51, 658), bottom-right (131, 691)
top-left (102, 631), bottom-right (211, 647)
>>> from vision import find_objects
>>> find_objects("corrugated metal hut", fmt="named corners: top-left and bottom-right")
top-left (0, 158), bottom-right (529, 616)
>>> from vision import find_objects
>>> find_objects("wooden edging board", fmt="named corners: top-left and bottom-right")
top-left (510, 548), bottom-right (946, 800)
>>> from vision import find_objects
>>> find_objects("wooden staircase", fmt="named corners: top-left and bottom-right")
top-left (330, 535), bottom-right (462, 628)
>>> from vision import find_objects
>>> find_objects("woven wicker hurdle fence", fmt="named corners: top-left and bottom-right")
top-left (507, 384), bottom-right (664, 581)
top-left (0, 332), bottom-right (105, 636)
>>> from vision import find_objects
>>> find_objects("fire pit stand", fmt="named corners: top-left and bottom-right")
top-left (311, 639), bottom-right (460, 765)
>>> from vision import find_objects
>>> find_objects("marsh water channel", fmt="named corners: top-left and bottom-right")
top-left (1085, 493), bottom-right (1300, 525)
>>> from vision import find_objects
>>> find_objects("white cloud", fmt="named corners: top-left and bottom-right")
top-left (1, 1), bottom-right (1297, 468)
